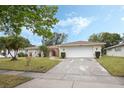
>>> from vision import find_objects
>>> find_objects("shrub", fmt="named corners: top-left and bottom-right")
top-left (39, 45), bottom-right (49, 57)
top-left (18, 52), bottom-right (26, 57)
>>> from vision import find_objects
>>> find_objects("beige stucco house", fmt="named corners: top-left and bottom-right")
top-left (14, 41), bottom-right (105, 58)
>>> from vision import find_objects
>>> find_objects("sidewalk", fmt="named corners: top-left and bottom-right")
top-left (0, 70), bottom-right (124, 88)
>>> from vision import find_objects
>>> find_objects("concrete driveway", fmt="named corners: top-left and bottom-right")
top-left (47, 58), bottom-right (109, 76)
top-left (14, 58), bottom-right (124, 88)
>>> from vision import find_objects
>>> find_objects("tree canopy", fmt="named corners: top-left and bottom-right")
top-left (88, 32), bottom-right (122, 47)
top-left (0, 5), bottom-right (59, 60)
top-left (39, 32), bottom-right (67, 57)
top-left (42, 32), bottom-right (68, 46)
top-left (0, 36), bottom-right (31, 60)
top-left (0, 5), bottom-right (58, 37)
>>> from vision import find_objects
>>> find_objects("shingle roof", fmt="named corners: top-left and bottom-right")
top-left (105, 43), bottom-right (124, 50)
top-left (25, 41), bottom-right (105, 49)
top-left (60, 41), bottom-right (105, 47)
top-left (48, 45), bottom-right (59, 48)
top-left (25, 46), bottom-right (59, 50)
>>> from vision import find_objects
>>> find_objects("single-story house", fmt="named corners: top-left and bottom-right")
top-left (0, 41), bottom-right (105, 58)
top-left (24, 41), bottom-right (105, 58)
top-left (105, 43), bottom-right (124, 57)
top-left (59, 41), bottom-right (105, 58)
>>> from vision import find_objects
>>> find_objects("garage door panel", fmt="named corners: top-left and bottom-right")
top-left (65, 46), bottom-right (94, 58)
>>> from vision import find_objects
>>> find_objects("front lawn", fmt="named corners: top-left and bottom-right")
top-left (97, 56), bottom-right (124, 76)
top-left (0, 74), bottom-right (31, 88)
top-left (0, 57), bottom-right (60, 73)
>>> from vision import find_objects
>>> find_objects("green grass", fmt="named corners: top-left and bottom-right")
top-left (0, 57), bottom-right (60, 73)
top-left (97, 56), bottom-right (124, 76)
top-left (0, 74), bottom-right (31, 88)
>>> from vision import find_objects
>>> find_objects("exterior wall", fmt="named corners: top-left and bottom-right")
top-left (5, 49), bottom-right (26, 57)
top-left (25, 49), bottom-right (42, 57)
top-left (59, 45), bottom-right (102, 58)
top-left (0, 50), bottom-right (7, 57)
top-left (6, 50), bottom-right (15, 57)
top-left (106, 46), bottom-right (124, 57)
top-left (18, 49), bottom-right (26, 54)
top-left (0, 48), bottom-right (43, 58)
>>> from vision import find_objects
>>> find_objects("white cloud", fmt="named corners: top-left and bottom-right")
top-left (65, 12), bottom-right (77, 17)
top-left (121, 17), bottom-right (124, 21)
top-left (56, 16), bottom-right (92, 34)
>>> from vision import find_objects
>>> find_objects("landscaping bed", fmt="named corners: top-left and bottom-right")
top-left (0, 74), bottom-right (31, 88)
top-left (97, 56), bottom-right (124, 76)
top-left (0, 57), bottom-right (60, 73)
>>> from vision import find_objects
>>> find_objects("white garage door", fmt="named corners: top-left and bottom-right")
top-left (65, 46), bottom-right (94, 58)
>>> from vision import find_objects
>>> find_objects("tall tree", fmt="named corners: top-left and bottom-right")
top-left (40, 32), bottom-right (67, 57)
top-left (0, 5), bottom-right (58, 37)
top-left (88, 32), bottom-right (122, 47)
top-left (0, 5), bottom-right (58, 60)
top-left (111, 33), bottom-right (122, 45)
top-left (42, 32), bottom-right (68, 46)
top-left (88, 33), bottom-right (100, 42)
top-left (0, 36), bottom-right (30, 60)
top-left (39, 45), bottom-right (49, 57)
top-left (0, 37), bottom-right (6, 56)
top-left (0, 37), bottom-right (5, 50)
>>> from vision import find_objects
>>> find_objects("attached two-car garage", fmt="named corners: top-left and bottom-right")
top-left (59, 41), bottom-right (105, 58)
top-left (63, 46), bottom-right (94, 58)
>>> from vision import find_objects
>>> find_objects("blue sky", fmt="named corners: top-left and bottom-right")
top-left (1, 5), bottom-right (124, 45)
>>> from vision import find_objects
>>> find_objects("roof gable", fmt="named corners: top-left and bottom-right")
top-left (105, 43), bottom-right (124, 50)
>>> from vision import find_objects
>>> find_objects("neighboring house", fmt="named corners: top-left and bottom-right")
top-left (105, 43), bottom-right (124, 57)
top-left (59, 41), bottom-right (105, 58)
top-left (0, 50), bottom-right (5, 58)
top-left (0, 50), bottom-right (17, 58)
top-left (6, 50), bottom-right (15, 57)
top-left (25, 47), bottom-right (43, 57)
top-left (5, 49), bottom-right (26, 57)
top-left (0, 49), bottom-right (26, 58)
top-left (25, 46), bottom-right (59, 57)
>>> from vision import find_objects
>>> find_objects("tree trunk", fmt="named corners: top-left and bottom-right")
top-left (11, 50), bottom-right (18, 61)
top-left (8, 50), bottom-right (18, 61)
top-left (11, 56), bottom-right (17, 61)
